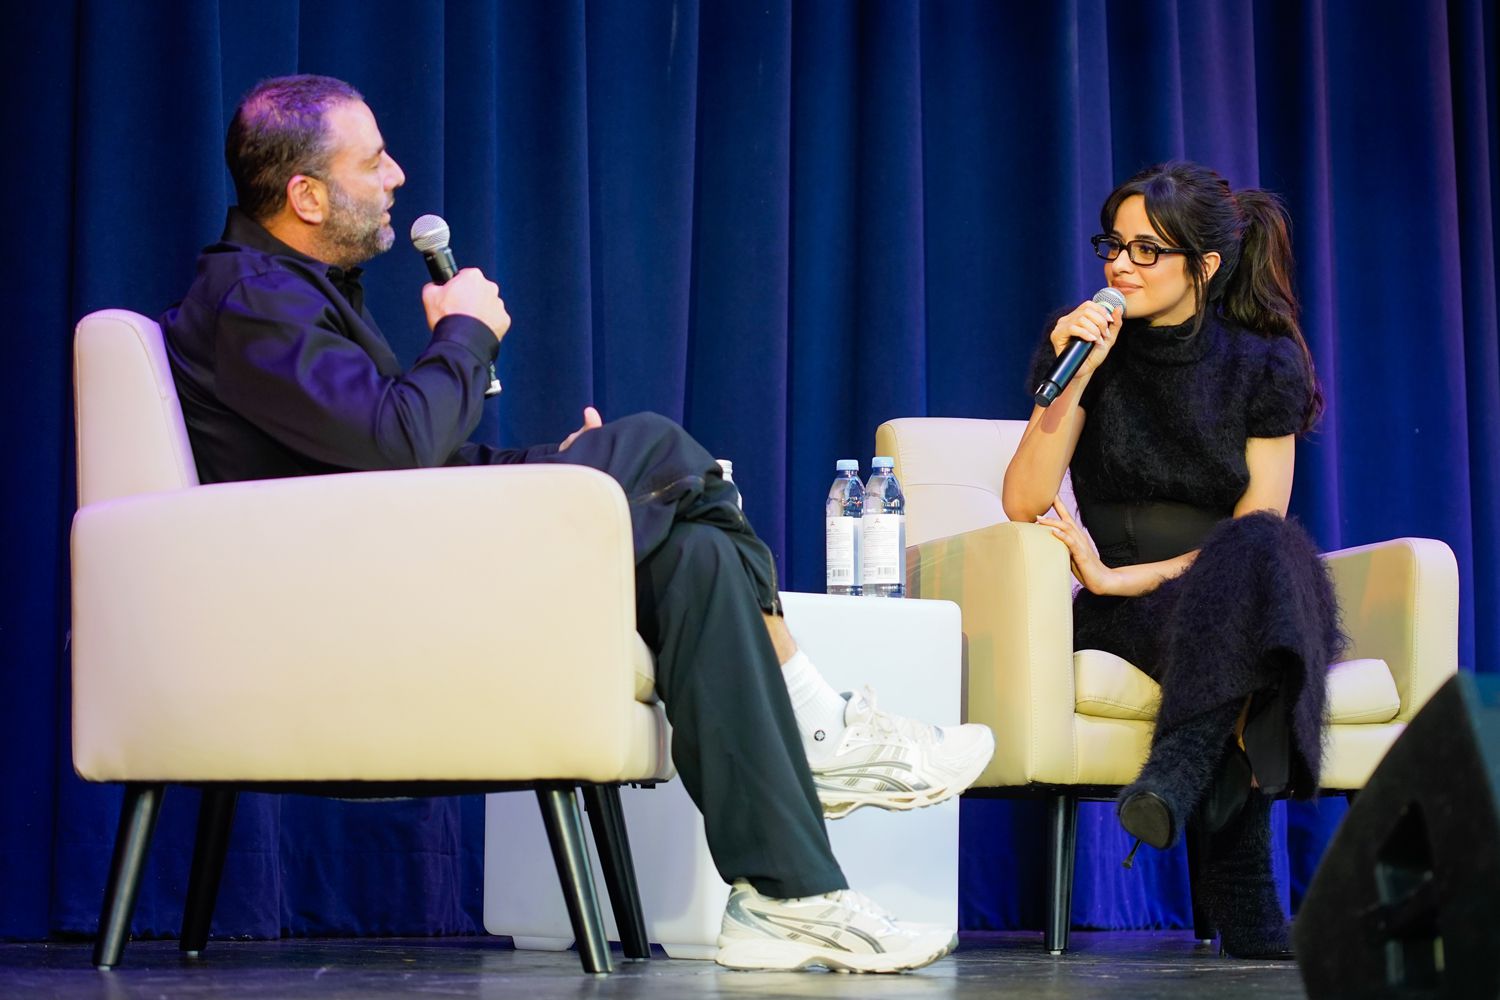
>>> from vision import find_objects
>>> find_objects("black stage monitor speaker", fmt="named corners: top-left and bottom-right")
top-left (1294, 672), bottom-right (1500, 999)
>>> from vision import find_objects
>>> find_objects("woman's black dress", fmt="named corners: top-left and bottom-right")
top-left (1029, 313), bottom-right (1344, 797)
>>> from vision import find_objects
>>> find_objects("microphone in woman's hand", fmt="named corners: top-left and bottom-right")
top-left (1033, 287), bottom-right (1127, 407)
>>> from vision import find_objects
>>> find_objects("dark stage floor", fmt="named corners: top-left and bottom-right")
top-left (0, 932), bottom-right (1307, 999)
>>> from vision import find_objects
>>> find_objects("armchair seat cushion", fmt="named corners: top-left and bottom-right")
top-left (1074, 650), bottom-right (1399, 727)
top-left (1325, 658), bottom-right (1400, 724)
top-left (1073, 650), bottom-right (1160, 720)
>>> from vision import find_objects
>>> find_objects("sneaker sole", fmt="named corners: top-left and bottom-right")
top-left (716, 932), bottom-right (956, 973)
top-left (819, 785), bottom-right (952, 820)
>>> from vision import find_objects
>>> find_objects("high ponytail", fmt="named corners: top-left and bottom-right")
top-left (1221, 190), bottom-right (1297, 337)
top-left (1222, 189), bottom-right (1323, 430)
top-left (1100, 162), bottom-right (1324, 433)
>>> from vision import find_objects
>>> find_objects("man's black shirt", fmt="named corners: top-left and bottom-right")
top-left (161, 208), bottom-right (548, 485)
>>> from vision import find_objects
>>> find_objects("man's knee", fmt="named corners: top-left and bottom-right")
top-left (600, 410), bottom-right (715, 478)
top-left (610, 410), bottom-right (688, 440)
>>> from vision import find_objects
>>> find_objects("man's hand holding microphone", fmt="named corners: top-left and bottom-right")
top-left (421, 267), bottom-right (510, 342)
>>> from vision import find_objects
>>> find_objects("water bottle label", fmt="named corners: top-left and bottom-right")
top-left (826, 516), bottom-right (859, 585)
top-left (861, 513), bottom-right (904, 585)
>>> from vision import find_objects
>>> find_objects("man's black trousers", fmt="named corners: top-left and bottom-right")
top-left (524, 412), bottom-right (847, 899)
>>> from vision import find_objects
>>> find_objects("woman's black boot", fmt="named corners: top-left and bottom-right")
top-left (1201, 790), bottom-right (1294, 959)
top-left (1117, 701), bottom-right (1242, 850)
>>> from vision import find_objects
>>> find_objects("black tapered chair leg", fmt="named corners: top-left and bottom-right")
top-left (1044, 793), bottom-right (1079, 954)
top-left (536, 785), bottom-right (613, 975)
top-left (94, 783), bottom-right (166, 970)
top-left (1185, 819), bottom-right (1216, 943)
top-left (580, 784), bottom-right (650, 960)
top-left (180, 788), bottom-right (239, 956)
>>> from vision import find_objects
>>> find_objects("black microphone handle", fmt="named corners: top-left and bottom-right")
top-left (421, 246), bottom-right (499, 396)
top-left (422, 247), bottom-right (458, 284)
top-left (1033, 338), bottom-right (1094, 407)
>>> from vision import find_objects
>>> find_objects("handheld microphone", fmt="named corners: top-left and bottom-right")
top-left (1033, 287), bottom-right (1127, 407)
top-left (410, 214), bottom-right (502, 397)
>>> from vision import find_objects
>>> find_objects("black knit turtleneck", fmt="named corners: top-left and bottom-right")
top-left (1027, 311), bottom-right (1314, 549)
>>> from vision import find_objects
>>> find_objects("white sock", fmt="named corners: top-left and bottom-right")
top-left (780, 649), bottom-right (849, 760)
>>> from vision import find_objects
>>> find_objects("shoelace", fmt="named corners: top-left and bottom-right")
top-left (847, 686), bottom-right (941, 745)
top-left (822, 889), bottom-right (899, 931)
top-left (753, 885), bottom-right (910, 936)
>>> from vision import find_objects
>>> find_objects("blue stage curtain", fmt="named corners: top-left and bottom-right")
top-left (1, 0), bottom-right (1495, 940)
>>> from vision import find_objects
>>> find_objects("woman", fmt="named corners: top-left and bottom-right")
top-left (1003, 161), bottom-right (1342, 958)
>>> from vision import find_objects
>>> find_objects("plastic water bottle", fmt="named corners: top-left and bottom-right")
top-left (716, 459), bottom-right (742, 510)
top-left (826, 460), bottom-right (864, 596)
top-left (861, 456), bottom-right (906, 598)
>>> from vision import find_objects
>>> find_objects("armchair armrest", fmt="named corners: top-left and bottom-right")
top-left (1323, 537), bottom-right (1458, 723)
top-left (908, 520), bottom-right (1076, 785)
top-left (71, 464), bottom-right (643, 783)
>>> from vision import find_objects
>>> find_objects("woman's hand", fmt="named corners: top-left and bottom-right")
top-left (1048, 298), bottom-right (1124, 381)
top-left (1037, 495), bottom-right (1119, 595)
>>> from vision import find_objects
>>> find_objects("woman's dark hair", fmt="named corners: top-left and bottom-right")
top-left (226, 75), bottom-right (364, 222)
top-left (1100, 161), bottom-right (1324, 431)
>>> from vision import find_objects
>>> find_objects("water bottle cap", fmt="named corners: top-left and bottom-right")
top-left (871, 456), bottom-right (894, 469)
top-left (835, 459), bottom-right (859, 471)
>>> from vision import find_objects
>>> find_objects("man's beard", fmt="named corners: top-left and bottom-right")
top-left (321, 180), bottom-right (393, 267)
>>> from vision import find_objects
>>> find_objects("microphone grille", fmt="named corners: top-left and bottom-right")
top-left (1093, 287), bottom-right (1127, 315)
top-left (410, 214), bottom-right (451, 253)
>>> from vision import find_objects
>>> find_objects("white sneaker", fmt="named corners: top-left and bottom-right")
top-left (810, 687), bottom-right (995, 819)
top-left (716, 879), bottom-right (956, 973)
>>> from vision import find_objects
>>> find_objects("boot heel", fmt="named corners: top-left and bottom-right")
top-left (1117, 790), bottom-right (1175, 850)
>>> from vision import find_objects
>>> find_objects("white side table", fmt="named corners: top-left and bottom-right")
top-left (483, 592), bottom-right (964, 958)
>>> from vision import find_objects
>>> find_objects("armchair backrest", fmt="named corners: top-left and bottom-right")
top-left (875, 417), bottom-right (1075, 547)
top-left (74, 309), bottom-right (198, 506)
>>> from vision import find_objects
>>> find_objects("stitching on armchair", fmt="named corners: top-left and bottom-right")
top-left (909, 481), bottom-right (1001, 495)
top-left (1402, 539), bottom-right (1419, 717)
top-left (1404, 538), bottom-right (1455, 721)
top-left (1075, 694), bottom-right (1159, 719)
top-left (1023, 529), bottom-right (1047, 783)
top-left (1021, 527), bottom-right (1076, 783)
top-left (1330, 708), bottom-right (1401, 725)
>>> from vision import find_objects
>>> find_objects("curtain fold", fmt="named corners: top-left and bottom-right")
top-left (585, 0), bottom-right (700, 425)
top-left (0, 0), bottom-right (78, 944)
top-left (3, 0), bottom-right (1494, 940)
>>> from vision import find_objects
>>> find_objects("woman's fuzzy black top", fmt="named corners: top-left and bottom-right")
top-left (1028, 311), bottom-right (1315, 515)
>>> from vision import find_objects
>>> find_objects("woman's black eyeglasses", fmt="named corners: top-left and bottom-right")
top-left (1091, 234), bottom-right (1191, 267)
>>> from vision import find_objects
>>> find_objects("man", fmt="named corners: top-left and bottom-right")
top-left (163, 75), bottom-right (993, 973)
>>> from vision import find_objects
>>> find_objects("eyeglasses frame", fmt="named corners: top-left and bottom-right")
top-left (1090, 233), bottom-right (1193, 267)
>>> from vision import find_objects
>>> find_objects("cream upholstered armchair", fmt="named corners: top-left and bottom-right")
top-left (72, 309), bottom-right (671, 974)
top-left (876, 417), bottom-right (1459, 953)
